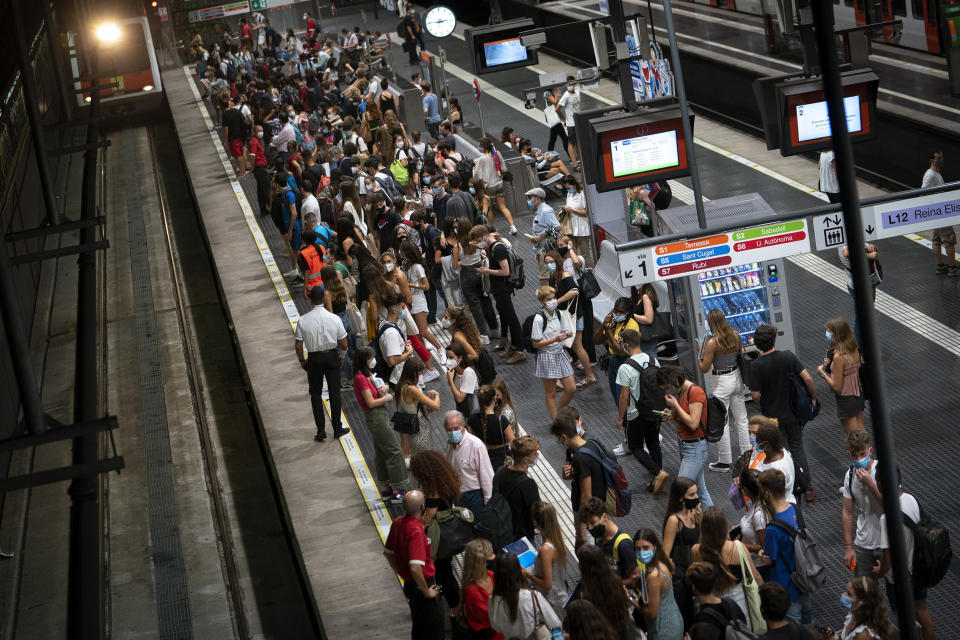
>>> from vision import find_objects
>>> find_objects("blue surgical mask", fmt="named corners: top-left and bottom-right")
top-left (852, 454), bottom-right (870, 469)
top-left (755, 442), bottom-right (764, 453)
top-left (448, 429), bottom-right (463, 444)
top-left (567, 189), bottom-right (575, 195)
top-left (639, 549), bottom-right (655, 564)
top-left (527, 457), bottom-right (538, 468)
top-left (825, 330), bottom-right (833, 342)
top-left (526, 199), bottom-right (534, 208)
top-left (469, 187), bottom-right (476, 195)
top-left (546, 263), bottom-right (556, 272)
top-left (840, 593), bottom-right (854, 610)
top-left (576, 425), bottom-right (583, 435)
top-left (432, 187), bottom-right (440, 196)
top-left (749, 436), bottom-right (757, 449)
top-left (423, 176), bottom-right (431, 185)
top-left (613, 314), bottom-right (627, 323)
top-left (400, 308), bottom-right (408, 319)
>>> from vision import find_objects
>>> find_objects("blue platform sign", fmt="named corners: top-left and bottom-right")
top-left (599, 0), bottom-right (609, 12)
top-left (863, 187), bottom-right (960, 240)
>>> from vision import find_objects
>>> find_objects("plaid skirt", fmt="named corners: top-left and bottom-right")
top-left (535, 350), bottom-right (574, 380)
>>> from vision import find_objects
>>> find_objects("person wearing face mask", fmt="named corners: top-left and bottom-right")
top-left (756, 469), bottom-right (810, 625)
top-left (525, 187), bottom-right (561, 285)
top-left (816, 317), bottom-right (865, 434)
top-left (445, 342), bottom-right (479, 417)
top-left (661, 476), bottom-right (702, 629)
top-left (559, 176), bottom-right (591, 263)
top-left (353, 346), bottom-right (410, 502)
top-left (840, 429), bottom-right (884, 579)
top-left (270, 110), bottom-right (297, 151)
top-left (550, 411), bottom-right (607, 547)
top-left (632, 528), bottom-right (685, 640)
top-left (755, 420), bottom-right (796, 505)
top-left (657, 365), bottom-right (713, 509)
top-left (525, 501), bottom-right (569, 617)
top-left (595, 297), bottom-right (641, 404)
top-left (557, 79), bottom-right (581, 169)
top-left (471, 386), bottom-right (516, 471)
top-left (394, 355), bottom-right (442, 459)
top-left (458, 538), bottom-right (502, 640)
top-left (544, 249), bottom-right (597, 387)
top-left (838, 576), bottom-right (893, 640)
top-left (248, 124), bottom-right (270, 217)
top-left (377, 292), bottom-right (415, 387)
top-left (444, 173), bottom-right (479, 225)
top-left (531, 286), bottom-right (576, 420)
top-left (477, 225), bottom-right (526, 363)
top-left (579, 496), bottom-right (639, 587)
top-left (444, 410), bottom-right (494, 517)
top-left (491, 435), bottom-right (540, 540)
top-left (383, 490), bottom-right (444, 639)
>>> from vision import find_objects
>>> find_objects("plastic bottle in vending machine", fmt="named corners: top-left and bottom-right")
top-left (700, 282), bottom-right (709, 296)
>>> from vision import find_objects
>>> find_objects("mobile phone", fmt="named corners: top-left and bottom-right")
top-left (652, 409), bottom-right (670, 417)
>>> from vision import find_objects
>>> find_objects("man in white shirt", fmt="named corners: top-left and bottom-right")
top-left (841, 429), bottom-right (884, 578)
top-left (923, 150), bottom-right (956, 276)
top-left (557, 80), bottom-right (581, 168)
top-left (444, 410), bottom-right (493, 517)
top-left (295, 287), bottom-right (350, 441)
top-left (270, 111), bottom-right (297, 151)
top-left (300, 178), bottom-right (320, 221)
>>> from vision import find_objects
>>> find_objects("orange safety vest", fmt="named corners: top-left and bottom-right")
top-left (300, 243), bottom-right (326, 292)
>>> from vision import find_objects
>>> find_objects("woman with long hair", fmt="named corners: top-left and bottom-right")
top-left (657, 365), bottom-right (713, 508)
top-left (474, 138), bottom-right (517, 233)
top-left (577, 544), bottom-right (633, 639)
top-left (840, 576), bottom-right (893, 640)
top-left (692, 507), bottom-right (764, 631)
top-left (474, 386), bottom-right (515, 470)
top-left (817, 316), bottom-right (865, 433)
top-left (632, 528), bottom-right (684, 640)
top-left (395, 355), bottom-right (443, 456)
top-left (543, 250), bottom-right (597, 387)
top-left (489, 553), bottom-right (560, 639)
top-left (737, 468), bottom-right (769, 557)
top-left (468, 178), bottom-right (491, 224)
top-left (380, 249), bottom-right (441, 382)
top-left (446, 342), bottom-right (480, 418)
top-left (563, 600), bottom-right (618, 640)
top-left (438, 217), bottom-right (463, 307)
top-left (527, 501), bottom-right (569, 617)
top-left (458, 539), bottom-right (501, 640)
top-left (339, 179), bottom-right (366, 235)
top-left (559, 175), bottom-right (592, 262)
top-left (491, 378), bottom-right (518, 432)
top-left (444, 305), bottom-right (483, 363)
top-left (662, 476), bottom-right (701, 628)
top-left (699, 308), bottom-right (749, 472)
top-left (320, 265), bottom-right (355, 384)
top-left (454, 222), bottom-right (499, 341)
top-left (400, 238), bottom-right (443, 353)
top-left (631, 283), bottom-right (661, 365)
top-left (351, 346), bottom-right (409, 499)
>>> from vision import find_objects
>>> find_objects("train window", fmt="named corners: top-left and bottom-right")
top-left (95, 24), bottom-right (151, 78)
top-left (881, 0), bottom-right (890, 18)
top-left (925, 0), bottom-right (936, 24)
top-left (891, 0), bottom-right (905, 15)
top-left (911, 0), bottom-right (922, 17)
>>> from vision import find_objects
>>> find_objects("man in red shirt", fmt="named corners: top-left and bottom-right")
top-left (303, 12), bottom-right (317, 41)
top-left (384, 490), bottom-right (444, 639)
top-left (240, 17), bottom-right (253, 45)
top-left (247, 124), bottom-right (270, 217)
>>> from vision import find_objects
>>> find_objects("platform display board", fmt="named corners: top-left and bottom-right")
top-left (588, 106), bottom-right (692, 193)
top-left (863, 186), bottom-right (960, 240)
top-left (464, 19), bottom-right (539, 75)
top-left (618, 219), bottom-right (811, 287)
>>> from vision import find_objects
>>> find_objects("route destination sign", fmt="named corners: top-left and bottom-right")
top-left (863, 187), bottom-right (960, 240)
top-left (619, 220), bottom-right (811, 286)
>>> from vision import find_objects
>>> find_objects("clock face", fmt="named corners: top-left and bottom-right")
top-left (424, 5), bottom-right (456, 38)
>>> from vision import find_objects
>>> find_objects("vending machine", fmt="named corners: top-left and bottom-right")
top-left (655, 194), bottom-right (798, 394)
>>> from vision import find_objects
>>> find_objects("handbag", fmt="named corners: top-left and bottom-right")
top-left (427, 506), bottom-right (475, 560)
top-left (557, 207), bottom-right (574, 235)
top-left (390, 410), bottom-right (420, 434)
top-left (345, 301), bottom-right (366, 341)
top-left (557, 308), bottom-right (575, 349)
top-left (577, 269), bottom-right (601, 299)
top-left (530, 589), bottom-right (554, 640)
top-left (737, 541), bottom-right (766, 634)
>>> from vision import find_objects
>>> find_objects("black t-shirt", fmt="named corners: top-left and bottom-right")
top-left (556, 275), bottom-right (580, 315)
top-left (492, 467), bottom-right (540, 541)
top-left (489, 241), bottom-right (511, 294)
top-left (750, 350), bottom-right (803, 422)
top-left (599, 528), bottom-right (637, 580)
top-left (570, 441), bottom-right (607, 511)
top-left (760, 624), bottom-right (817, 640)
top-left (223, 107), bottom-right (247, 141)
top-left (694, 597), bottom-right (746, 630)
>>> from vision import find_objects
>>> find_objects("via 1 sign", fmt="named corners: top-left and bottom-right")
top-left (862, 187), bottom-right (960, 241)
top-left (618, 220), bottom-right (811, 287)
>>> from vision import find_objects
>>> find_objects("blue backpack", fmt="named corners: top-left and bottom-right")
top-left (578, 439), bottom-right (632, 517)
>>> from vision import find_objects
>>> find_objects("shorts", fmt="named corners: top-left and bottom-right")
top-left (932, 226), bottom-right (956, 246)
top-left (229, 139), bottom-right (244, 158)
top-left (567, 126), bottom-right (577, 145)
top-left (885, 576), bottom-right (927, 606)
top-left (486, 182), bottom-right (505, 199)
top-left (836, 395), bottom-right (864, 420)
top-left (282, 212), bottom-right (303, 251)
top-left (576, 314), bottom-right (584, 332)
top-left (535, 350), bottom-right (574, 380)
top-left (537, 252), bottom-right (551, 280)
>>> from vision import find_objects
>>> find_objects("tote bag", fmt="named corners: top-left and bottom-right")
top-left (737, 541), bottom-right (766, 635)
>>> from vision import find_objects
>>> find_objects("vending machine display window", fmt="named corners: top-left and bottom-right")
top-left (697, 263), bottom-right (770, 346)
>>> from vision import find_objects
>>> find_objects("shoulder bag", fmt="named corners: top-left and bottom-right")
top-left (530, 589), bottom-right (554, 640)
top-left (428, 505), bottom-right (475, 560)
top-left (737, 541), bottom-right (766, 634)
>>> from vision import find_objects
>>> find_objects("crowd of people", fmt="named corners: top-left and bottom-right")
top-left (190, 11), bottom-right (940, 640)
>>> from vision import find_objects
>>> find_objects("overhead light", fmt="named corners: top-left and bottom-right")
top-left (95, 22), bottom-right (122, 45)
top-left (84, 96), bottom-right (92, 102)
top-left (143, 85), bottom-right (154, 91)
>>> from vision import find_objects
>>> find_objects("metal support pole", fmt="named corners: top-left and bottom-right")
top-left (438, 48), bottom-right (450, 124)
top-left (41, 0), bottom-right (73, 121)
top-left (8, 0), bottom-right (61, 227)
top-left (0, 236), bottom-right (46, 437)
top-left (67, 45), bottom-right (103, 639)
top-left (476, 93), bottom-right (486, 138)
top-left (810, 1), bottom-right (917, 637)
top-left (609, 0), bottom-right (639, 112)
top-left (660, 0), bottom-right (707, 229)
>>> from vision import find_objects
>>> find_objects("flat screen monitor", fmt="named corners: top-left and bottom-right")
top-left (794, 95), bottom-right (862, 142)
top-left (482, 37), bottom-right (528, 67)
top-left (594, 111), bottom-right (690, 192)
top-left (610, 130), bottom-right (680, 177)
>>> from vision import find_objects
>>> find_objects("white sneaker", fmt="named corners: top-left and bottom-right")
top-left (479, 335), bottom-right (490, 345)
top-left (283, 269), bottom-right (300, 281)
top-left (509, 225), bottom-right (518, 235)
top-left (613, 442), bottom-right (629, 457)
top-left (440, 318), bottom-right (451, 329)
top-left (421, 369), bottom-right (441, 383)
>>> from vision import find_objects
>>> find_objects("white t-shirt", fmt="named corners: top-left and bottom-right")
top-left (740, 499), bottom-right (769, 548)
top-left (455, 367), bottom-right (478, 396)
top-left (301, 193), bottom-right (320, 220)
top-left (922, 167), bottom-right (944, 189)
top-left (343, 200), bottom-right (367, 236)
top-left (366, 77), bottom-right (381, 100)
top-left (531, 310), bottom-right (567, 355)
top-left (558, 89), bottom-right (581, 127)
top-left (878, 492), bottom-right (920, 583)
top-left (378, 321), bottom-right (407, 384)
top-left (615, 353), bottom-right (652, 420)
top-left (819, 150), bottom-right (839, 194)
top-left (566, 190), bottom-right (589, 236)
top-left (758, 451), bottom-right (797, 504)
top-left (840, 461), bottom-right (885, 549)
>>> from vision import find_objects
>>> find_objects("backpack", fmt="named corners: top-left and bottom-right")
top-left (476, 349), bottom-right (498, 386)
top-left (578, 439), bottom-right (632, 517)
top-left (768, 512), bottom-right (827, 594)
top-left (791, 362), bottom-right (820, 425)
top-left (700, 608), bottom-right (758, 640)
top-left (649, 181), bottom-right (672, 210)
top-left (282, 186), bottom-right (303, 218)
top-left (705, 396), bottom-right (727, 443)
top-left (473, 494), bottom-right (514, 551)
top-left (374, 173), bottom-right (402, 200)
top-left (622, 360), bottom-right (667, 421)
top-left (493, 241), bottom-right (525, 292)
top-left (521, 311), bottom-right (547, 354)
top-left (455, 156), bottom-right (475, 187)
top-left (224, 59), bottom-right (238, 82)
top-left (904, 503), bottom-right (952, 589)
top-left (371, 322), bottom-right (402, 382)
top-left (397, 18), bottom-right (409, 38)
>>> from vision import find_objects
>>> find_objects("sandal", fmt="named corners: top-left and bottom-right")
top-left (577, 378), bottom-right (597, 388)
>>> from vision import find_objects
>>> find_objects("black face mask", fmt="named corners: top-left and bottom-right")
top-left (558, 246), bottom-right (570, 255)
top-left (588, 523), bottom-right (605, 539)
top-left (683, 497), bottom-right (700, 511)
top-left (486, 558), bottom-right (496, 572)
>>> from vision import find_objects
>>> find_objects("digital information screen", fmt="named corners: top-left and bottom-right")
top-left (795, 95), bottom-right (862, 142)
top-left (483, 37), bottom-right (528, 67)
top-left (610, 130), bottom-right (680, 177)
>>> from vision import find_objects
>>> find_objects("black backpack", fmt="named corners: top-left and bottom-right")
top-left (492, 241), bottom-right (525, 292)
top-left (705, 397), bottom-right (727, 443)
top-left (521, 311), bottom-right (547, 354)
top-left (476, 349), bottom-right (497, 386)
top-left (455, 156), bottom-right (475, 187)
top-left (905, 503), bottom-right (952, 589)
top-left (473, 494), bottom-right (514, 551)
top-left (622, 360), bottom-right (667, 421)
top-left (650, 181), bottom-right (672, 210)
top-left (224, 59), bottom-right (238, 82)
top-left (371, 322), bottom-right (402, 382)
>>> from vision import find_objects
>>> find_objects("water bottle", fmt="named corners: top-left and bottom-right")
top-left (551, 629), bottom-right (564, 639)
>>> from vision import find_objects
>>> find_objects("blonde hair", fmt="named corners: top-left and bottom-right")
top-left (461, 538), bottom-right (494, 587)
top-left (532, 502), bottom-right (568, 568)
top-left (510, 435), bottom-right (540, 461)
top-left (536, 285), bottom-right (556, 302)
top-left (748, 415), bottom-right (779, 429)
top-left (826, 316), bottom-right (860, 358)
top-left (707, 309), bottom-right (741, 354)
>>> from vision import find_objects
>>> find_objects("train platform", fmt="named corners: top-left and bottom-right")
top-left (159, 5), bottom-right (960, 636)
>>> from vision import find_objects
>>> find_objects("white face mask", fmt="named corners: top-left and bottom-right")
top-left (257, 131), bottom-right (263, 138)
top-left (418, 374), bottom-right (425, 387)
top-left (368, 358), bottom-right (377, 370)
top-left (396, 141), bottom-right (404, 149)
top-left (384, 262), bottom-right (395, 272)
top-left (445, 358), bottom-right (458, 371)
top-left (544, 299), bottom-right (558, 311)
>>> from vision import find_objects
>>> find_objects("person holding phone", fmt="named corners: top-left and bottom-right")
top-left (530, 286), bottom-right (576, 420)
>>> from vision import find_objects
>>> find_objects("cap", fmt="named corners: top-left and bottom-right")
top-left (525, 187), bottom-right (546, 199)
